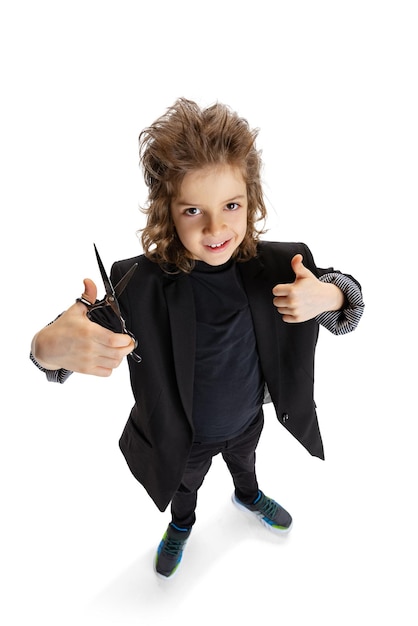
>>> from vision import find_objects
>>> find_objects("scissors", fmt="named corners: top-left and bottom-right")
top-left (77, 244), bottom-right (142, 363)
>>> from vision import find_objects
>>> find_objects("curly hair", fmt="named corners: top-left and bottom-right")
top-left (139, 98), bottom-right (267, 272)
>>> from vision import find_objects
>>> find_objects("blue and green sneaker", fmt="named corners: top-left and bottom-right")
top-left (232, 490), bottom-right (293, 534)
top-left (154, 523), bottom-right (191, 578)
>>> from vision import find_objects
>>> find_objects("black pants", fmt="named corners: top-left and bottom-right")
top-left (171, 409), bottom-right (264, 529)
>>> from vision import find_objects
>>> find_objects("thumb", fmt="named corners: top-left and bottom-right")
top-left (291, 254), bottom-right (310, 279)
top-left (81, 278), bottom-right (98, 305)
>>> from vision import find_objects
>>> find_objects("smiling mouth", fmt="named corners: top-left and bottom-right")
top-left (205, 240), bottom-right (230, 250)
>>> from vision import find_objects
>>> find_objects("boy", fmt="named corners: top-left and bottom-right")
top-left (30, 98), bottom-right (364, 578)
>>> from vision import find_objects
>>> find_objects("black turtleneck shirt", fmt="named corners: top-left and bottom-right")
top-left (189, 259), bottom-right (264, 443)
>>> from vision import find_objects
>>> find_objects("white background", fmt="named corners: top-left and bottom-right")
top-left (1, 1), bottom-right (417, 624)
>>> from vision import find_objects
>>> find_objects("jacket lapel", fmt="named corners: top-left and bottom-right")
top-left (163, 274), bottom-right (196, 426)
top-left (238, 256), bottom-right (280, 388)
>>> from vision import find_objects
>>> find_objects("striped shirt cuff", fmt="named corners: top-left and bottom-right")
top-left (30, 352), bottom-right (73, 383)
top-left (316, 273), bottom-right (365, 335)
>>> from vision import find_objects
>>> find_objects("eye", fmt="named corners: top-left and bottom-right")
top-left (184, 207), bottom-right (202, 216)
top-left (225, 202), bottom-right (240, 211)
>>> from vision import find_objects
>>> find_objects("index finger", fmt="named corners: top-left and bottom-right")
top-left (90, 323), bottom-right (135, 350)
top-left (272, 284), bottom-right (291, 296)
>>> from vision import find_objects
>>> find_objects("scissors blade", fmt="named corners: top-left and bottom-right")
top-left (93, 243), bottom-right (115, 297)
top-left (114, 262), bottom-right (138, 298)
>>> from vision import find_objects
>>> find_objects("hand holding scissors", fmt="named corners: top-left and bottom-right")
top-left (77, 244), bottom-right (142, 363)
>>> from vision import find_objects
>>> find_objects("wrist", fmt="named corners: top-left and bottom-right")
top-left (322, 283), bottom-right (345, 312)
top-left (31, 328), bottom-right (63, 371)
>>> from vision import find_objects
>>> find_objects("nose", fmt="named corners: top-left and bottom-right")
top-left (203, 212), bottom-right (225, 235)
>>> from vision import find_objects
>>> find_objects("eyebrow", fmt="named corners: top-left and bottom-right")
top-left (174, 194), bottom-right (247, 208)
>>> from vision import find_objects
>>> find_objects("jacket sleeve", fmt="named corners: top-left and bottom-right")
top-left (316, 272), bottom-right (365, 335)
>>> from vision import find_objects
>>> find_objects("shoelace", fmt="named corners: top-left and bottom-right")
top-left (162, 537), bottom-right (185, 557)
top-left (258, 495), bottom-right (279, 519)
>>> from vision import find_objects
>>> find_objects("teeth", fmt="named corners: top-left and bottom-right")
top-left (209, 242), bottom-right (225, 248)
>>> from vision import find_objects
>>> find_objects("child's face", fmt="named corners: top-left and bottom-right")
top-left (171, 164), bottom-right (248, 266)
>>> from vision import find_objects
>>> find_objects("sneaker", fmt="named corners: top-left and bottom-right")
top-left (232, 490), bottom-right (293, 534)
top-left (154, 523), bottom-right (191, 578)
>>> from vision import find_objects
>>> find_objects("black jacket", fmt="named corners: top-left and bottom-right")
top-left (110, 241), bottom-right (358, 511)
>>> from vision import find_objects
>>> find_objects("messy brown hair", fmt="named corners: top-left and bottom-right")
top-left (139, 98), bottom-right (267, 273)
